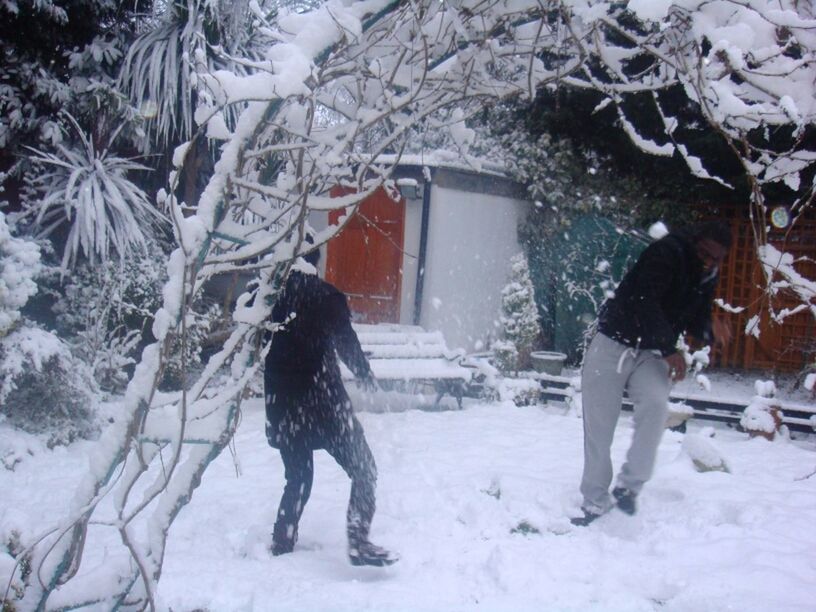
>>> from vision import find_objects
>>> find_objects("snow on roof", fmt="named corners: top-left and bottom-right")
top-left (362, 150), bottom-right (510, 178)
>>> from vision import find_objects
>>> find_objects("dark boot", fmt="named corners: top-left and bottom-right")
top-left (272, 519), bottom-right (298, 556)
top-left (349, 540), bottom-right (400, 567)
top-left (613, 487), bottom-right (637, 515)
top-left (347, 520), bottom-right (398, 567)
top-left (570, 508), bottom-right (603, 527)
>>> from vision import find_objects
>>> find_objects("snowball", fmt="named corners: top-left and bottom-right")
top-left (648, 221), bottom-right (669, 240)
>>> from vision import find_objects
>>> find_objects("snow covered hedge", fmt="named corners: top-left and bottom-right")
top-left (0, 212), bottom-right (98, 444)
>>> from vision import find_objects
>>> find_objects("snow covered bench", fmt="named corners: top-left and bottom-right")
top-left (341, 323), bottom-right (473, 408)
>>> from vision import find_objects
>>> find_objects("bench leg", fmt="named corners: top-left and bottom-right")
top-left (454, 382), bottom-right (464, 410)
top-left (433, 381), bottom-right (465, 410)
top-left (434, 383), bottom-right (446, 408)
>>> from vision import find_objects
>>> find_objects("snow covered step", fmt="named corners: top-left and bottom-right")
top-left (362, 343), bottom-right (460, 360)
top-left (346, 323), bottom-right (473, 407)
top-left (342, 358), bottom-right (472, 381)
top-left (354, 329), bottom-right (448, 347)
top-left (352, 323), bottom-right (466, 361)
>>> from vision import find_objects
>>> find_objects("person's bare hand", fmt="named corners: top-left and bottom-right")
top-left (712, 317), bottom-right (731, 349)
top-left (664, 352), bottom-right (687, 382)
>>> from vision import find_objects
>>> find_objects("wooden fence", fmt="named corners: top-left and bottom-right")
top-left (705, 204), bottom-right (815, 372)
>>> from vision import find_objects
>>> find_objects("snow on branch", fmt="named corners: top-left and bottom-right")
top-left (758, 244), bottom-right (816, 322)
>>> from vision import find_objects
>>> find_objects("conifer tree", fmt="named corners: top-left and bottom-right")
top-left (494, 253), bottom-right (542, 373)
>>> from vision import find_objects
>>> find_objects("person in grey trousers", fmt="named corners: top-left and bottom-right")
top-left (572, 222), bottom-right (733, 526)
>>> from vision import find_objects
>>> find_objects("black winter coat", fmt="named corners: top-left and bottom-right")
top-left (597, 231), bottom-right (717, 357)
top-left (264, 270), bottom-right (372, 449)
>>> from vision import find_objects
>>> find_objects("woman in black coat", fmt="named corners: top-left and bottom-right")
top-left (264, 251), bottom-right (397, 567)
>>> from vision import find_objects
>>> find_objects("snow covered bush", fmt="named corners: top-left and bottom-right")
top-left (0, 326), bottom-right (97, 446)
top-left (494, 253), bottom-right (541, 373)
top-left (740, 400), bottom-right (783, 442)
top-left (740, 381), bottom-right (783, 441)
top-left (494, 377), bottom-right (542, 406)
top-left (0, 210), bottom-right (94, 444)
top-left (0, 211), bottom-right (41, 338)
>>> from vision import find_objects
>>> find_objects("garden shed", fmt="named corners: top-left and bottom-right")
top-left (312, 156), bottom-right (531, 353)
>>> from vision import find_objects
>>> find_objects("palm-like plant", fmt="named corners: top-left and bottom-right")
top-left (119, 0), bottom-right (281, 150)
top-left (118, 1), bottom-right (204, 150)
top-left (24, 113), bottom-right (167, 269)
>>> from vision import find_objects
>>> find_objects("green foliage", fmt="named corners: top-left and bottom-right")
top-left (475, 96), bottom-right (701, 235)
top-left (47, 239), bottom-right (222, 393)
top-left (0, 0), bottom-right (149, 173)
top-left (50, 242), bottom-right (167, 392)
top-left (504, 89), bottom-right (746, 212)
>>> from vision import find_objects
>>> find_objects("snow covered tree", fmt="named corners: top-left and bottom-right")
top-left (0, 0), bottom-right (172, 270)
top-left (19, 2), bottom-right (816, 609)
top-left (0, 0), bottom-right (149, 190)
top-left (494, 253), bottom-right (542, 373)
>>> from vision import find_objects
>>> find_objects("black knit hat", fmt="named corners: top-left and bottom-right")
top-left (691, 221), bottom-right (732, 248)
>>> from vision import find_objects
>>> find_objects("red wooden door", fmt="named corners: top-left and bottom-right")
top-left (325, 187), bottom-right (405, 323)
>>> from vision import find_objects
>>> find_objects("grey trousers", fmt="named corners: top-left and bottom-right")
top-left (579, 333), bottom-right (671, 513)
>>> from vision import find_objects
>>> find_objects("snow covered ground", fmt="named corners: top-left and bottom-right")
top-left (2, 383), bottom-right (815, 611)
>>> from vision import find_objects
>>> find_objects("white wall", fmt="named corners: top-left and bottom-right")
top-left (419, 184), bottom-right (529, 352)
